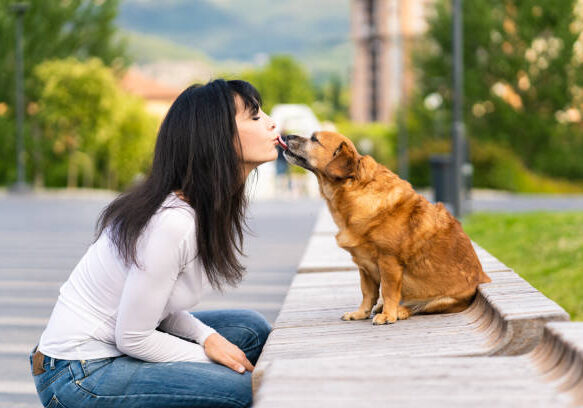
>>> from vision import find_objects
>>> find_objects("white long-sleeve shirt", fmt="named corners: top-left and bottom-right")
top-left (38, 192), bottom-right (216, 363)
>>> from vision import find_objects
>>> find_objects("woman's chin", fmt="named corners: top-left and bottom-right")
top-left (265, 148), bottom-right (279, 162)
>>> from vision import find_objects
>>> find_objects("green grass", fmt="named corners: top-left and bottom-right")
top-left (462, 212), bottom-right (583, 321)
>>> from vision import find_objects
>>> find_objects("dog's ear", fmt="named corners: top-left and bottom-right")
top-left (325, 142), bottom-right (356, 180)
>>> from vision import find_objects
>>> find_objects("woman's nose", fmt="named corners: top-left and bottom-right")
top-left (267, 116), bottom-right (276, 129)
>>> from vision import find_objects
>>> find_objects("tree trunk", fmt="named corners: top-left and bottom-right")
top-left (67, 148), bottom-right (77, 189)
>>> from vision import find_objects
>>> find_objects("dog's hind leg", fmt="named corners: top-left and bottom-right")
top-left (418, 296), bottom-right (471, 314)
top-left (397, 305), bottom-right (411, 320)
top-left (373, 300), bottom-right (410, 320)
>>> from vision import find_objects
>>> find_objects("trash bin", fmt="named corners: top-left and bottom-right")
top-left (429, 154), bottom-right (452, 204)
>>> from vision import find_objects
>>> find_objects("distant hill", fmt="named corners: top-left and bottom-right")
top-left (123, 31), bottom-right (212, 64)
top-left (117, 0), bottom-right (352, 79)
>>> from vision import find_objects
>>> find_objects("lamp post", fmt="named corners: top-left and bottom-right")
top-left (396, 0), bottom-right (409, 180)
top-left (11, 2), bottom-right (30, 193)
top-left (451, 0), bottom-right (464, 217)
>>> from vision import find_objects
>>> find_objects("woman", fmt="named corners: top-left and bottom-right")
top-left (30, 79), bottom-right (279, 408)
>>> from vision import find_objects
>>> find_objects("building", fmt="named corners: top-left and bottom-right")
top-left (350, 0), bottom-right (436, 123)
top-left (120, 67), bottom-right (182, 119)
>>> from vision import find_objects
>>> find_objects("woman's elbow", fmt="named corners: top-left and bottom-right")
top-left (115, 329), bottom-right (146, 356)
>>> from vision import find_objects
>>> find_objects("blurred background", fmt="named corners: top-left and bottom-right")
top-left (2, 0), bottom-right (583, 198)
top-left (1, 1), bottom-right (583, 404)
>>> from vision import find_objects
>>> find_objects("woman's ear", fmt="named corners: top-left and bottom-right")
top-left (324, 142), bottom-right (356, 180)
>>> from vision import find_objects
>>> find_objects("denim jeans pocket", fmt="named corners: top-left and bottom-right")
top-left (82, 357), bottom-right (114, 376)
top-left (73, 358), bottom-right (114, 397)
top-left (34, 364), bottom-right (71, 394)
top-left (45, 394), bottom-right (69, 408)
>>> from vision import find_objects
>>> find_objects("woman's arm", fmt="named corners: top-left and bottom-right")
top-left (158, 313), bottom-right (254, 373)
top-left (115, 276), bottom-right (211, 362)
top-left (114, 216), bottom-right (212, 363)
top-left (158, 311), bottom-right (216, 345)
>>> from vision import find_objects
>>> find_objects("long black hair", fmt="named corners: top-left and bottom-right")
top-left (95, 79), bottom-right (262, 290)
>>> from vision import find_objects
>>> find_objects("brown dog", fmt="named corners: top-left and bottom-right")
top-left (282, 131), bottom-right (491, 325)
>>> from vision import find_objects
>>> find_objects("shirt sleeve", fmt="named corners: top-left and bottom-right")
top-left (158, 311), bottom-right (217, 346)
top-left (114, 213), bottom-right (212, 363)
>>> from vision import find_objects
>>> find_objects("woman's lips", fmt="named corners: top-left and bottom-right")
top-left (277, 134), bottom-right (288, 150)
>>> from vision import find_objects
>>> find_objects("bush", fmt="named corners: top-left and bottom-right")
top-left (31, 57), bottom-right (157, 190)
top-left (409, 139), bottom-right (583, 193)
top-left (335, 121), bottom-right (397, 169)
top-left (0, 116), bottom-right (15, 184)
top-left (412, 0), bottom-right (583, 182)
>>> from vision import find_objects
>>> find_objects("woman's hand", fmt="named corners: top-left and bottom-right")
top-left (203, 333), bottom-right (254, 374)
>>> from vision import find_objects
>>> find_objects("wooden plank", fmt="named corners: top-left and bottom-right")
top-left (254, 355), bottom-right (569, 408)
top-left (297, 235), bottom-right (356, 273)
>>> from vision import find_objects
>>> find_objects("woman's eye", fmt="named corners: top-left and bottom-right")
top-left (252, 116), bottom-right (260, 121)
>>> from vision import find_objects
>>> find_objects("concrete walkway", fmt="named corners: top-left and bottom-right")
top-left (420, 188), bottom-right (583, 212)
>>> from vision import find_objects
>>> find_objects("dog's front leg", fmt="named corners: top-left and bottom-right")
top-left (372, 257), bottom-right (402, 325)
top-left (341, 268), bottom-right (379, 321)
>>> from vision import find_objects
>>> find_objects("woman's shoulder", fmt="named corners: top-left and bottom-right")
top-left (149, 193), bottom-right (196, 241)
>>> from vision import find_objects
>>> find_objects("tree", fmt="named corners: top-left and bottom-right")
top-left (0, 0), bottom-right (128, 185)
top-left (413, 0), bottom-right (583, 179)
top-left (241, 55), bottom-right (315, 113)
top-left (34, 58), bottom-right (156, 189)
top-left (104, 96), bottom-right (157, 189)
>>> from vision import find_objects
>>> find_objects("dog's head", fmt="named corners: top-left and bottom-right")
top-left (282, 131), bottom-right (360, 181)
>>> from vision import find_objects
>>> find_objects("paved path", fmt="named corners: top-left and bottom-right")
top-left (0, 191), bottom-right (321, 408)
top-left (424, 189), bottom-right (583, 212)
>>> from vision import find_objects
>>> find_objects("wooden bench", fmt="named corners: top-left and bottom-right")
top-left (254, 322), bottom-right (583, 407)
top-left (252, 205), bottom-right (580, 406)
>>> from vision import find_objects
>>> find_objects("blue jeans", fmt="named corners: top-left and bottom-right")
top-left (30, 309), bottom-right (271, 408)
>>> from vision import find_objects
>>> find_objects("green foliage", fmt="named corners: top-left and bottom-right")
top-left (412, 0), bottom-right (583, 180)
top-left (464, 212), bottom-right (583, 320)
top-left (241, 55), bottom-right (315, 113)
top-left (312, 74), bottom-right (350, 122)
top-left (0, 0), bottom-right (129, 186)
top-left (106, 96), bottom-right (157, 188)
top-left (0, 0), bottom-right (128, 104)
top-left (34, 58), bottom-right (156, 190)
top-left (408, 138), bottom-right (583, 192)
top-left (336, 121), bottom-right (397, 168)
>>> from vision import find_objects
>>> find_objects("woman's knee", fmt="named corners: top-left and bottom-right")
top-left (192, 309), bottom-right (271, 355)
top-left (235, 310), bottom-right (271, 348)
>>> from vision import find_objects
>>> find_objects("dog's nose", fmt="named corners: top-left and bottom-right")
top-left (285, 134), bottom-right (300, 141)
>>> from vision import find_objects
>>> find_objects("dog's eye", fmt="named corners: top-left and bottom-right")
top-left (333, 142), bottom-right (345, 156)
top-left (311, 134), bottom-right (318, 142)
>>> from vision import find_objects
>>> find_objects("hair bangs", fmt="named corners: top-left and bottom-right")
top-left (228, 80), bottom-right (262, 115)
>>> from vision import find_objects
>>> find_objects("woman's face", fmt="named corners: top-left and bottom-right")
top-left (235, 96), bottom-right (279, 176)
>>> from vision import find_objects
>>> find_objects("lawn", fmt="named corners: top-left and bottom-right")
top-left (462, 211), bottom-right (583, 321)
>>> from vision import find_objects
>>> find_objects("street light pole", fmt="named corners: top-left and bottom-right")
top-left (451, 0), bottom-right (464, 217)
top-left (11, 2), bottom-right (30, 193)
top-left (396, 0), bottom-right (409, 181)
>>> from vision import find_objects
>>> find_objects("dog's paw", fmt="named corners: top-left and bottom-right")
top-left (372, 312), bottom-right (397, 325)
top-left (397, 306), bottom-right (411, 320)
top-left (341, 310), bottom-right (370, 321)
